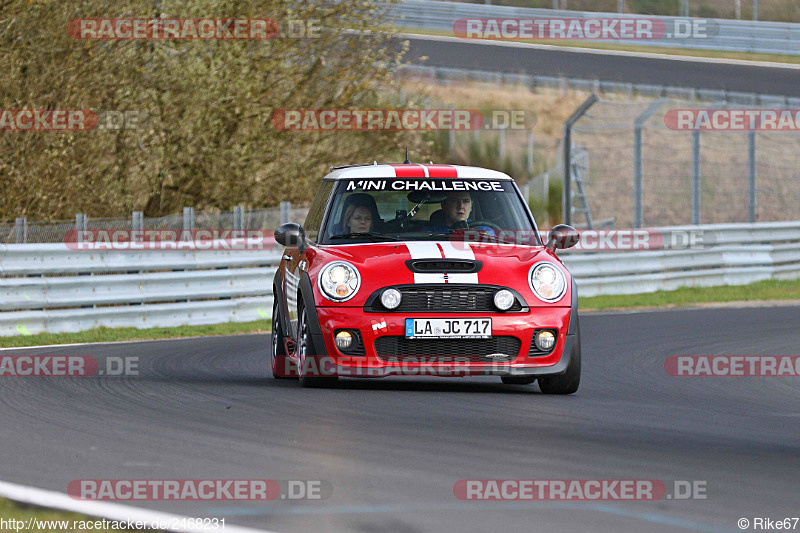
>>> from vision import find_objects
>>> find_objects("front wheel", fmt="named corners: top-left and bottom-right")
top-left (538, 325), bottom-right (581, 395)
top-left (297, 304), bottom-right (337, 388)
top-left (271, 299), bottom-right (295, 379)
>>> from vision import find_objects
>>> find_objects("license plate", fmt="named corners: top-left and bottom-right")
top-left (405, 318), bottom-right (492, 339)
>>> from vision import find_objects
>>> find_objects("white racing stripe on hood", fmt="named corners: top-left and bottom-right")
top-left (438, 241), bottom-right (479, 283)
top-left (404, 241), bottom-right (479, 284)
top-left (405, 242), bottom-right (446, 283)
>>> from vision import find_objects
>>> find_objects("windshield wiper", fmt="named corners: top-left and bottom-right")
top-left (330, 232), bottom-right (401, 241)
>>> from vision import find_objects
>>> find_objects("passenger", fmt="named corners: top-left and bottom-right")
top-left (334, 193), bottom-right (382, 235)
top-left (344, 205), bottom-right (373, 233)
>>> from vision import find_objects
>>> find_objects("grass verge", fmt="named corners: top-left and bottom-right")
top-left (0, 320), bottom-right (269, 349)
top-left (580, 278), bottom-right (800, 311)
top-left (0, 496), bottom-right (142, 532)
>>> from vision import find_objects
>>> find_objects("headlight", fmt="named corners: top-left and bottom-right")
top-left (493, 289), bottom-right (515, 311)
top-left (528, 262), bottom-right (567, 303)
top-left (380, 288), bottom-right (402, 309)
top-left (319, 261), bottom-right (361, 302)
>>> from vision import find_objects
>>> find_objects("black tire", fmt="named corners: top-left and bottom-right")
top-left (270, 299), bottom-right (294, 379)
top-left (538, 324), bottom-right (581, 395)
top-left (501, 376), bottom-right (537, 385)
top-left (297, 303), bottom-right (337, 388)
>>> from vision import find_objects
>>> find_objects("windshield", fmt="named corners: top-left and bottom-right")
top-left (319, 178), bottom-right (541, 245)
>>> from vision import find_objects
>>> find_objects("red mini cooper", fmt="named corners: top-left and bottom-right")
top-left (272, 162), bottom-right (581, 393)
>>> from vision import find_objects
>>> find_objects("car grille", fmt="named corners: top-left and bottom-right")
top-left (374, 336), bottom-right (521, 363)
top-left (367, 285), bottom-right (524, 313)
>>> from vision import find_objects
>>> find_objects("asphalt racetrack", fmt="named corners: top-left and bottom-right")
top-left (1, 305), bottom-right (799, 532)
top-left (402, 35), bottom-right (800, 97)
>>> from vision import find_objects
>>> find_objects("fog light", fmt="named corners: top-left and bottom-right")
top-left (493, 289), bottom-right (515, 311)
top-left (535, 330), bottom-right (556, 351)
top-left (380, 288), bottom-right (402, 309)
top-left (335, 331), bottom-right (354, 350)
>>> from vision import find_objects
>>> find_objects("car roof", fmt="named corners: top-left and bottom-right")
top-left (323, 164), bottom-right (513, 181)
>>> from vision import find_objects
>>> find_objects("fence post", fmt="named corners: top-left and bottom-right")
top-left (633, 99), bottom-right (665, 229)
top-left (15, 217), bottom-right (26, 243)
top-left (748, 131), bottom-right (757, 223)
top-left (183, 207), bottom-right (195, 231)
top-left (498, 127), bottom-right (505, 161)
top-left (618, 0), bottom-right (624, 13)
top-left (448, 104), bottom-right (455, 153)
top-left (562, 94), bottom-right (599, 226)
top-left (692, 131), bottom-right (701, 225)
top-left (280, 201), bottom-right (291, 225)
top-left (132, 211), bottom-right (143, 242)
top-left (75, 213), bottom-right (87, 244)
top-left (753, 0), bottom-right (758, 20)
top-left (543, 171), bottom-right (550, 223)
top-left (233, 205), bottom-right (245, 231)
top-left (526, 130), bottom-right (534, 176)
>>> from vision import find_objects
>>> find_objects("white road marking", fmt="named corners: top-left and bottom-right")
top-left (0, 479), bottom-right (276, 533)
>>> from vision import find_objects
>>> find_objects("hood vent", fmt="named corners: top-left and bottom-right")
top-left (405, 259), bottom-right (483, 273)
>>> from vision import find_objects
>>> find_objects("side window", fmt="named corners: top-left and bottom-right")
top-left (303, 182), bottom-right (334, 243)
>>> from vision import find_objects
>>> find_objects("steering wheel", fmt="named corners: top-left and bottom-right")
top-left (465, 220), bottom-right (502, 232)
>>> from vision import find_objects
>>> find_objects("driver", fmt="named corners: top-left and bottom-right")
top-left (443, 191), bottom-right (472, 227)
top-left (424, 191), bottom-right (495, 234)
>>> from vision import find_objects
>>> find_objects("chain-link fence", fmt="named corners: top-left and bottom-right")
top-left (558, 97), bottom-right (800, 228)
top-left (0, 204), bottom-right (309, 244)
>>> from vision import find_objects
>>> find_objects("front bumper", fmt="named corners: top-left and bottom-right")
top-left (305, 307), bottom-right (576, 378)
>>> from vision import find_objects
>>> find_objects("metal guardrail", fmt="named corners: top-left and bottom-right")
top-left (1, 222), bottom-right (798, 336)
top-left (388, 0), bottom-right (800, 55)
top-left (560, 221), bottom-right (800, 296)
top-left (0, 244), bottom-right (281, 336)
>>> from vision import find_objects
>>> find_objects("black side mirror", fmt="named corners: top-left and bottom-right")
top-left (275, 223), bottom-right (305, 248)
top-left (546, 224), bottom-right (579, 251)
